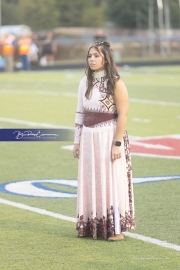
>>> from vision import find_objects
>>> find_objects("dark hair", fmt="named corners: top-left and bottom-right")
top-left (85, 41), bottom-right (120, 99)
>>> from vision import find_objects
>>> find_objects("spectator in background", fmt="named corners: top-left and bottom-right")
top-left (0, 32), bottom-right (15, 72)
top-left (41, 31), bottom-right (57, 66)
top-left (18, 34), bottom-right (32, 70)
top-left (29, 34), bottom-right (39, 67)
top-left (94, 29), bottom-right (107, 42)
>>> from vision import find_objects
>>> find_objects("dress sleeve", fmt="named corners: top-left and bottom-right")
top-left (74, 79), bottom-right (85, 144)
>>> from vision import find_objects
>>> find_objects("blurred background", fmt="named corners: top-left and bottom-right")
top-left (0, 0), bottom-right (180, 70)
top-left (0, 2), bottom-right (180, 269)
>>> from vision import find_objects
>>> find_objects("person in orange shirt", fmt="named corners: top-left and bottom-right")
top-left (18, 35), bottom-right (32, 70)
top-left (0, 32), bottom-right (15, 72)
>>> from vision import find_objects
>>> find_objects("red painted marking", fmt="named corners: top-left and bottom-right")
top-left (130, 137), bottom-right (180, 157)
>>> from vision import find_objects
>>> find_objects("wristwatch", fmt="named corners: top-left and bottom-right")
top-left (113, 141), bottom-right (121, 146)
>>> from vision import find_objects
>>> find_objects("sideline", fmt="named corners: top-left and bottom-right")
top-left (0, 197), bottom-right (180, 252)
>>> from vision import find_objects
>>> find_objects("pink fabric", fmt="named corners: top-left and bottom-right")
top-left (74, 75), bottom-right (135, 239)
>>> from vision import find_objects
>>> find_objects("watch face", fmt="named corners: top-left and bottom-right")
top-left (114, 141), bottom-right (121, 146)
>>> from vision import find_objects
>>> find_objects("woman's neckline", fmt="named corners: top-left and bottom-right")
top-left (93, 70), bottom-right (106, 79)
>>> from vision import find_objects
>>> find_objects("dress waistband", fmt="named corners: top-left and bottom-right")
top-left (83, 111), bottom-right (118, 127)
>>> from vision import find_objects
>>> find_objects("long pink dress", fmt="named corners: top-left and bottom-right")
top-left (74, 74), bottom-right (135, 239)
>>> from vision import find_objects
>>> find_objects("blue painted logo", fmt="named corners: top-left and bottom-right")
top-left (0, 176), bottom-right (179, 198)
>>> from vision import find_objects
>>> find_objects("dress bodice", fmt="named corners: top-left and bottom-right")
top-left (74, 75), bottom-right (117, 144)
top-left (83, 76), bottom-right (117, 113)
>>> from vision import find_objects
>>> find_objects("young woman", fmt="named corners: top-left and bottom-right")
top-left (73, 41), bottom-right (135, 241)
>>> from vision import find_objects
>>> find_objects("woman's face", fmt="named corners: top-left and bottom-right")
top-left (87, 47), bottom-right (105, 72)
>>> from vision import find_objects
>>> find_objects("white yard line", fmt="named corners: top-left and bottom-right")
top-left (0, 89), bottom-right (77, 97)
top-left (0, 89), bottom-right (59, 96)
top-left (131, 153), bottom-right (180, 160)
top-left (130, 134), bottom-right (180, 140)
top-left (0, 197), bottom-right (180, 252)
top-left (0, 198), bottom-right (76, 223)
top-left (1, 119), bottom-right (179, 139)
top-left (130, 141), bottom-right (173, 150)
top-left (123, 232), bottom-right (180, 251)
top-left (62, 144), bottom-right (180, 160)
top-left (132, 118), bottom-right (151, 123)
top-left (0, 78), bottom-right (79, 83)
top-left (62, 145), bottom-right (74, 151)
top-left (0, 117), bottom-right (74, 130)
top-left (1, 117), bottom-right (180, 159)
top-left (129, 98), bottom-right (180, 107)
top-left (0, 89), bottom-right (179, 106)
top-left (127, 82), bottom-right (180, 87)
top-left (62, 92), bottom-right (78, 97)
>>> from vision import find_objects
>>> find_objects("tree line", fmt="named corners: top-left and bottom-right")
top-left (1, 0), bottom-right (180, 31)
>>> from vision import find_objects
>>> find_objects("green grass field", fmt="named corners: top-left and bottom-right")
top-left (0, 66), bottom-right (180, 270)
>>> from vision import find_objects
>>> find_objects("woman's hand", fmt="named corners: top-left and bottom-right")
top-left (73, 144), bottom-right (80, 158)
top-left (111, 144), bottom-right (121, 161)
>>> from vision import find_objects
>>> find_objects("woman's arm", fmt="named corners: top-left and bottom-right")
top-left (111, 79), bottom-right (129, 161)
top-left (73, 79), bottom-right (85, 158)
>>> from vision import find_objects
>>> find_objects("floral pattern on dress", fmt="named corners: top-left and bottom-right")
top-left (76, 206), bottom-right (115, 239)
top-left (76, 131), bottom-right (136, 239)
top-left (92, 75), bottom-right (117, 113)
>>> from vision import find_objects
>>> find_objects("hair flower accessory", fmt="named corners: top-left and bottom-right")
top-left (93, 41), bottom-right (110, 47)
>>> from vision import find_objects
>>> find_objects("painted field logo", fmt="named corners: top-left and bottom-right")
top-left (130, 135), bottom-right (180, 159)
top-left (62, 135), bottom-right (180, 159)
top-left (0, 179), bottom-right (77, 198)
top-left (0, 176), bottom-right (179, 198)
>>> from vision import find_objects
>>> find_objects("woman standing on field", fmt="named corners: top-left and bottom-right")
top-left (73, 41), bottom-right (135, 241)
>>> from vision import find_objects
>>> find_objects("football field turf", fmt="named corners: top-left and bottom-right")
top-left (0, 66), bottom-right (180, 269)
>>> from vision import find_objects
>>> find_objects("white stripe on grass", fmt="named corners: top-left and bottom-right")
top-left (0, 89), bottom-right (180, 106)
top-left (2, 116), bottom-right (177, 156)
top-left (123, 232), bottom-right (180, 251)
top-left (0, 117), bottom-right (74, 130)
top-left (129, 98), bottom-right (180, 107)
top-left (131, 134), bottom-right (180, 140)
top-left (0, 197), bottom-right (180, 252)
top-left (130, 141), bottom-right (172, 150)
top-left (132, 118), bottom-right (151, 123)
top-left (0, 89), bottom-right (77, 97)
top-left (127, 82), bottom-right (180, 87)
top-left (0, 77), bottom-right (79, 83)
top-left (62, 144), bottom-right (180, 160)
top-left (1, 118), bottom-right (178, 140)
top-left (131, 153), bottom-right (180, 160)
top-left (61, 92), bottom-right (78, 97)
top-left (0, 198), bottom-right (76, 223)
